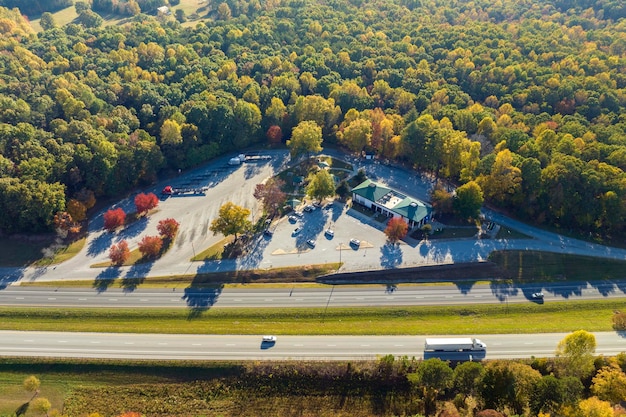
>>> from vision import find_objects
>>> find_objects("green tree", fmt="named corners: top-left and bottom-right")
top-left (39, 12), bottom-right (56, 30)
top-left (160, 119), bottom-right (183, 146)
top-left (306, 169), bottom-right (335, 202)
top-left (452, 361), bottom-right (484, 396)
top-left (210, 202), bottom-right (252, 242)
top-left (453, 181), bottom-right (483, 220)
top-left (556, 330), bottom-right (597, 379)
top-left (410, 358), bottom-right (453, 416)
top-left (287, 120), bottom-right (323, 160)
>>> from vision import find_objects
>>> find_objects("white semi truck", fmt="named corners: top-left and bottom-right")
top-left (424, 338), bottom-right (487, 352)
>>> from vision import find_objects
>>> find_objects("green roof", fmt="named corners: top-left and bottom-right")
top-left (351, 179), bottom-right (391, 202)
top-left (352, 179), bottom-right (432, 224)
top-left (393, 197), bottom-right (432, 223)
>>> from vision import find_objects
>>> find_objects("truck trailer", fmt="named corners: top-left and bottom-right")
top-left (424, 338), bottom-right (486, 352)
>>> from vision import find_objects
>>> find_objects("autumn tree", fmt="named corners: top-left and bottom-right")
top-left (453, 181), bottom-right (484, 220)
top-left (254, 178), bottom-right (286, 218)
top-left (576, 397), bottom-right (614, 417)
top-left (66, 199), bottom-right (87, 222)
top-left (23, 375), bottom-right (40, 400)
top-left (209, 202), bottom-right (251, 242)
top-left (287, 120), bottom-right (323, 160)
top-left (109, 240), bottom-right (130, 266)
top-left (31, 397), bottom-right (51, 416)
top-left (385, 217), bottom-right (409, 243)
top-left (157, 218), bottom-right (180, 240)
top-left (266, 125), bottom-right (283, 146)
top-left (591, 364), bottom-right (626, 404)
top-left (340, 118), bottom-right (372, 153)
top-left (103, 208), bottom-right (126, 231)
top-left (134, 192), bottom-right (159, 215)
top-left (138, 235), bottom-right (163, 259)
top-left (306, 169), bottom-right (335, 202)
top-left (556, 330), bottom-right (597, 379)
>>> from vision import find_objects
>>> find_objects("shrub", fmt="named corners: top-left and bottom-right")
top-left (109, 240), bottom-right (130, 266)
top-left (613, 311), bottom-right (626, 331)
top-left (157, 218), bottom-right (180, 240)
top-left (103, 208), bottom-right (126, 231)
top-left (138, 236), bottom-right (162, 258)
top-left (134, 192), bottom-right (159, 215)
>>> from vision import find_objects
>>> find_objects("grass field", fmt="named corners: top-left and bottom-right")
top-left (0, 298), bottom-right (621, 335)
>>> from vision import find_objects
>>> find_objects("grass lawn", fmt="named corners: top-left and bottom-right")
top-left (422, 226), bottom-right (479, 240)
top-left (191, 235), bottom-right (234, 261)
top-left (0, 299), bottom-right (621, 335)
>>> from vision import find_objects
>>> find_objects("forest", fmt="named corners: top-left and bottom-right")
top-left (0, 0), bottom-right (625, 237)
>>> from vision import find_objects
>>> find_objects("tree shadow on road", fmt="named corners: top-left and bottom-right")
top-left (87, 231), bottom-right (115, 257)
top-left (380, 242), bottom-right (403, 269)
top-left (121, 261), bottom-right (154, 292)
top-left (489, 280), bottom-right (518, 302)
top-left (183, 283), bottom-right (224, 319)
top-left (93, 266), bottom-right (122, 293)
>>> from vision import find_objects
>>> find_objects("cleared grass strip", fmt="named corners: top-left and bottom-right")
top-left (0, 299), bottom-right (622, 334)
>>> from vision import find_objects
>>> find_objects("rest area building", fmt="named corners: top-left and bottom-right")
top-left (351, 179), bottom-right (432, 229)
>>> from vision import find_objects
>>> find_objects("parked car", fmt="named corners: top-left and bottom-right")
top-left (293, 211), bottom-right (304, 218)
top-left (263, 229), bottom-right (273, 236)
top-left (307, 239), bottom-right (316, 247)
top-left (350, 238), bottom-right (361, 247)
top-left (325, 229), bottom-right (334, 237)
top-left (304, 205), bottom-right (315, 212)
top-left (288, 215), bottom-right (298, 223)
top-left (531, 292), bottom-right (544, 299)
top-left (293, 227), bottom-right (302, 236)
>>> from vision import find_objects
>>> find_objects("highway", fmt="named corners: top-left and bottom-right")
top-left (1, 281), bottom-right (625, 308)
top-left (0, 331), bottom-right (623, 361)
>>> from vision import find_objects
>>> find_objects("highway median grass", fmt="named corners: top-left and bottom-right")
top-left (0, 298), bottom-right (622, 335)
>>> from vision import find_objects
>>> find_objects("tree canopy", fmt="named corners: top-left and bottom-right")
top-left (0, 0), bottom-right (625, 237)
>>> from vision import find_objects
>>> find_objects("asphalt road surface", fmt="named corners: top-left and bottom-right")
top-left (1, 281), bottom-right (625, 308)
top-left (0, 331), bottom-right (623, 361)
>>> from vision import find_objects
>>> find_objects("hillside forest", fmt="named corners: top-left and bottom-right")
top-left (0, 0), bottom-right (625, 238)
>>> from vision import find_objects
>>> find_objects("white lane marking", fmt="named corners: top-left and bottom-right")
top-left (139, 299), bottom-right (149, 302)
top-left (24, 340), bottom-right (34, 342)
top-left (108, 299), bottom-right (118, 301)
top-left (58, 340), bottom-right (67, 343)
top-left (192, 343), bottom-right (201, 346)
top-left (47, 298), bottom-right (56, 300)
top-left (124, 342), bottom-right (134, 345)
top-left (91, 341), bottom-right (101, 344)
top-left (16, 297), bottom-right (24, 300)
top-left (78, 298), bottom-right (87, 301)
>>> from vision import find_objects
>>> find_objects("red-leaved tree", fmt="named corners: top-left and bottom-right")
top-left (384, 217), bottom-right (408, 243)
top-left (157, 218), bottom-right (180, 240)
top-left (109, 240), bottom-right (130, 266)
top-left (103, 208), bottom-right (126, 231)
top-left (134, 192), bottom-right (159, 215)
top-left (266, 125), bottom-right (283, 146)
top-left (138, 235), bottom-right (163, 258)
